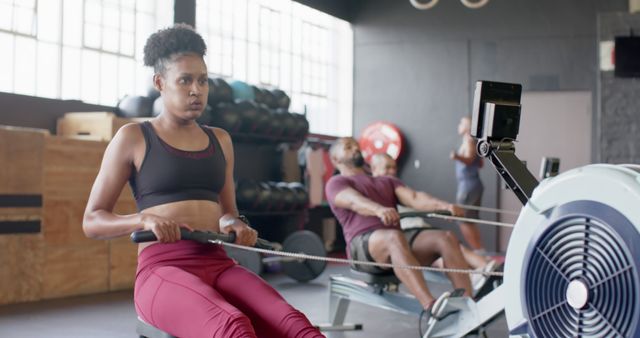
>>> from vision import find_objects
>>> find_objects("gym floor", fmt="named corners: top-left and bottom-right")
top-left (0, 264), bottom-right (508, 338)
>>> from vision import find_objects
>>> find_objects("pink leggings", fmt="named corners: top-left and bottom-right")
top-left (135, 241), bottom-right (324, 338)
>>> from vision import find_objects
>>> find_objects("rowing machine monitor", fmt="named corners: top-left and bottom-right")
top-left (471, 80), bottom-right (538, 205)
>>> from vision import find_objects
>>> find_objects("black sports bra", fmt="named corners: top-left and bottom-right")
top-left (129, 122), bottom-right (226, 211)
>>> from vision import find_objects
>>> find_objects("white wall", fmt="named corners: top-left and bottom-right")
top-left (498, 91), bottom-right (592, 250)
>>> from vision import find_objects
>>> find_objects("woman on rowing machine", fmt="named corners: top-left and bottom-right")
top-left (82, 24), bottom-right (323, 338)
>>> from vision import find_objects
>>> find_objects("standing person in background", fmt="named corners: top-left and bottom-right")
top-left (450, 116), bottom-right (485, 252)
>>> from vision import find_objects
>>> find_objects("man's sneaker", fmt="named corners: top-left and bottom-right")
top-left (421, 289), bottom-right (465, 336)
top-left (471, 259), bottom-right (497, 296)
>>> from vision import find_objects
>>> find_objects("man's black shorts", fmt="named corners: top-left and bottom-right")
top-left (349, 227), bottom-right (438, 274)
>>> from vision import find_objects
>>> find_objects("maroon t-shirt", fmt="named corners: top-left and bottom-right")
top-left (325, 173), bottom-right (405, 255)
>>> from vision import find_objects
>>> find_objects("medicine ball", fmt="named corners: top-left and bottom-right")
top-left (291, 113), bottom-right (310, 139)
top-left (208, 78), bottom-right (234, 106)
top-left (276, 182), bottom-right (296, 211)
top-left (230, 80), bottom-right (255, 101)
top-left (117, 95), bottom-right (154, 118)
top-left (275, 109), bottom-right (297, 138)
top-left (210, 102), bottom-right (242, 132)
top-left (254, 103), bottom-right (272, 134)
top-left (252, 85), bottom-right (265, 104)
top-left (196, 105), bottom-right (214, 126)
top-left (267, 109), bottom-right (285, 137)
top-left (261, 88), bottom-right (277, 109)
top-left (236, 180), bottom-right (260, 210)
top-left (256, 182), bottom-right (274, 211)
top-left (271, 89), bottom-right (291, 110)
top-left (267, 182), bottom-right (286, 212)
top-left (288, 182), bottom-right (308, 209)
top-left (235, 100), bottom-right (260, 133)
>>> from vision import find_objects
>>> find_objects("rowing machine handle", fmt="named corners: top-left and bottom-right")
top-left (130, 228), bottom-right (275, 250)
top-left (130, 228), bottom-right (230, 243)
top-left (431, 209), bottom-right (453, 216)
top-left (398, 210), bottom-right (452, 219)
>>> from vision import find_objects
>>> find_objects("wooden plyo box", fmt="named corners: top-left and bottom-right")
top-left (0, 126), bottom-right (48, 304)
top-left (56, 112), bottom-right (151, 141)
top-left (41, 136), bottom-right (138, 299)
top-left (0, 126), bottom-right (139, 305)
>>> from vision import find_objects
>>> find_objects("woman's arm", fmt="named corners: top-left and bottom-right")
top-left (83, 124), bottom-right (169, 240)
top-left (213, 128), bottom-right (239, 218)
top-left (451, 138), bottom-right (479, 165)
top-left (451, 148), bottom-right (477, 166)
top-left (451, 152), bottom-right (476, 166)
top-left (212, 127), bottom-right (257, 246)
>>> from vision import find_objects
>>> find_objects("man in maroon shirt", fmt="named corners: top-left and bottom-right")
top-left (325, 137), bottom-right (473, 312)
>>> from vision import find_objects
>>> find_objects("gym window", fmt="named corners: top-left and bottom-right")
top-left (0, 0), bottom-right (37, 37)
top-left (196, 0), bottom-right (353, 136)
top-left (82, 0), bottom-right (136, 57)
top-left (0, 0), bottom-right (173, 105)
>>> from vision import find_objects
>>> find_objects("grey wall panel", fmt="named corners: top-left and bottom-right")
top-left (597, 12), bottom-right (640, 163)
top-left (354, 0), bottom-right (625, 44)
top-left (470, 38), bottom-right (596, 91)
top-left (174, 0), bottom-right (196, 26)
top-left (351, 0), bottom-right (627, 250)
top-left (354, 40), bottom-right (469, 200)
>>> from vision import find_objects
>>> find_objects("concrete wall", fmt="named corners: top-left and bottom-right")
top-left (597, 12), bottom-right (640, 163)
top-left (351, 0), bottom-right (627, 250)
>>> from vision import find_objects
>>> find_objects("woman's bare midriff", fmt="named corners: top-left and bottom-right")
top-left (137, 199), bottom-right (223, 254)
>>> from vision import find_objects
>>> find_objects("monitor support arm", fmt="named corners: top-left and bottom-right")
top-left (477, 139), bottom-right (539, 206)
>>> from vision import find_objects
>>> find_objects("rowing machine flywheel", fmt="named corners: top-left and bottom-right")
top-left (505, 164), bottom-right (640, 338)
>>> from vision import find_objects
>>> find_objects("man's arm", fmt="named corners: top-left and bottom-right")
top-left (333, 187), bottom-right (399, 226)
top-left (395, 185), bottom-right (462, 216)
